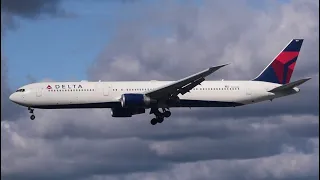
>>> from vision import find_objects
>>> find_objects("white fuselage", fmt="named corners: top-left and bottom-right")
top-left (9, 80), bottom-right (299, 109)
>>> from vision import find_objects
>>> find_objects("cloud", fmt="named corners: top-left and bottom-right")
top-left (1, 113), bottom-right (318, 180)
top-left (1, 0), bottom-right (73, 31)
top-left (1, 0), bottom-right (319, 180)
top-left (0, 52), bottom-right (23, 120)
top-left (88, 0), bottom-right (319, 121)
top-left (0, 0), bottom-right (73, 121)
top-left (1, 0), bottom-right (63, 17)
top-left (0, 0), bottom-right (143, 121)
top-left (88, 0), bottom-right (319, 81)
top-left (114, 145), bottom-right (319, 180)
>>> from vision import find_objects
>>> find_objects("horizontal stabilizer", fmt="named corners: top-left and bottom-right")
top-left (268, 77), bottom-right (311, 92)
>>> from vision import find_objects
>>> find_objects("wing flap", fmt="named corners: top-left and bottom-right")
top-left (268, 77), bottom-right (311, 92)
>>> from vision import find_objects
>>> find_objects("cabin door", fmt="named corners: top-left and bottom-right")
top-left (246, 87), bottom-right (252, 96)
top-left (103, 85), bottom-right (111, 96)
top-left (96, 82), bottom-right (110, 96)
top-left (36, 88), bottom-right (42, 97)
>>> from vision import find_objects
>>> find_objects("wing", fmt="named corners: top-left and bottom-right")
top-left (145, 63), bottom-right (229, 100)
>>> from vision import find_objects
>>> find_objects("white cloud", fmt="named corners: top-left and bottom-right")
top-left (1, 0), bottom-right (319, 180)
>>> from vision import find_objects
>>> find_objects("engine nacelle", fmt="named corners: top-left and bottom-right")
top-left (120, 94), bottom-right (156, 108)
top-left (131, 108), bottom-right (146, 115)
top-left (111, 108), bottom-right (146, 117)
top-left (111, 108), bottom-right (132, 117)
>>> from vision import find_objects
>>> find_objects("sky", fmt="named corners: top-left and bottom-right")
top-left (2, 0), bottom-right (124, 89)
top-left (1, 0), bottom-right (319, 180)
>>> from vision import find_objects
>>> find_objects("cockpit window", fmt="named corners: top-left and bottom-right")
top-left (16, 89), bottom-right (25, 92)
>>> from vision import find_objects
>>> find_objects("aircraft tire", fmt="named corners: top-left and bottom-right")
top-left (30, 115), bottom-right (35, 120)
top-left (150, 118), bottom-right (157, 125)
top-left (157, 117), bottom-right (164, 123)
top-left (163, 111), bottom-right (171, 118)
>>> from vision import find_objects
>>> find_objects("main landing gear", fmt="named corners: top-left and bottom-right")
top-left (150, 108), bottom-right (171, 125)
top-left (28, 107), bottom-right (35, 120)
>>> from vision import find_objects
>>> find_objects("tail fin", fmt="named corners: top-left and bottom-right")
top-left (253, 39), bottom-right (303, 84)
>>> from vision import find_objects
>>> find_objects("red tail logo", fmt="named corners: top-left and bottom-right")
top-left (253, 39), bottom-right (303, 84)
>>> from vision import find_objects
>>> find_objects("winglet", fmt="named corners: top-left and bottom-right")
top-left (218, 63), bottom-right (230, 68)
top-left (209, 63), bottom-right (230, 71)
top-left (205, 63), bottom-right (230, 76)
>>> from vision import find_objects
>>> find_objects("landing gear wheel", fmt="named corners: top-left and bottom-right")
top-left (157, 117), bottom-right (164, 123)
top-left (30, 115), bottom-right (35, 120)
top-left (163, 111), bottom-right (171, 118)
top-left (150, 118), bottom-right (158, 125)
top-left (150, 108), bottom-right (172, 125)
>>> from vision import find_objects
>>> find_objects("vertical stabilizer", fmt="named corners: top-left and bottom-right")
top-left (253, 39), bottom-right (303, 84)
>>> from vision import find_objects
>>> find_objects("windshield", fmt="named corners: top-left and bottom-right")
top-left (16, 89), bottom-right (25, 92)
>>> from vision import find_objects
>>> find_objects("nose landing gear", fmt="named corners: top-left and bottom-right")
top-left (150, 108), bottom-right (171, 125)
top-left (28, 107), bottom-right (35, 120)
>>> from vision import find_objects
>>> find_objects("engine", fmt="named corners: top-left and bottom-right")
top-left (111, 107), bottom-right (145, 117)
top-left (120, 93), bottom-right (156, 108)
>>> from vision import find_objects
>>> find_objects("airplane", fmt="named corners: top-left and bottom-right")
top-left (9, 39), bottom-right (311, 125)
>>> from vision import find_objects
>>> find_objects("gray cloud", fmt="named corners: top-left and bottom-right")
top-left (1, 14), bottom-right (24, 120)
top-left (0, 52), bottom-right (24, 120)
top-left (0, 0), bottom-right (71, 31)
top-left (1, 0), bottom-right (319, 180)
top-left (0, 0), bottom-right (137, 23)
top-left (1, 113), bottom-right (319, 180)
top-left (0, 0), bottom-right (142, 121)
top-left (111, 143), bottom-right (319, 180)
top-left (0, 0), bottom-right (71, 121)
top-left (88, 0), bottom-right (319, 121)
top-left (88, 0), bottom-right (319, 81)
top-left (1, 0), bottom-right (63, 18)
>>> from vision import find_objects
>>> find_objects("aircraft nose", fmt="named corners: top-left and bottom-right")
top-left (9, 93), bottom-right (19, 103)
